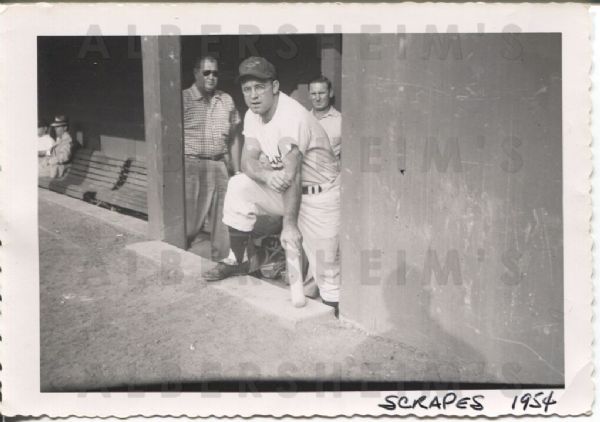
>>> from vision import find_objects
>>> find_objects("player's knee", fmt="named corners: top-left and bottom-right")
top-left (227, 173), bottom-right (252, 196)
top-left (224, 174), bottom-right (255, 210)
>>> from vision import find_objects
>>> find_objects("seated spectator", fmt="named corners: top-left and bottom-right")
top-left (38, 119), bottom-right (55, 178)
top-left (42, 115), bottom-right (74, 178)
top-left (38, 119), bottom-right (54, 157)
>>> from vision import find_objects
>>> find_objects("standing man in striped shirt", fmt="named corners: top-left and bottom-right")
top-left (183, 55), bottom-right (242, 260)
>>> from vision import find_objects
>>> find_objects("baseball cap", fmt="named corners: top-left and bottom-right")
top-left (237, 56), bottom-right (277, 83)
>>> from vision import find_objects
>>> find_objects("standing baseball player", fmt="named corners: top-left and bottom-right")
top-left (203, 56), bottom-right (341, 317)
top-left (183, 55), bottom-right (242, 261)
top-left (309, 75), bottom-right (341, 159)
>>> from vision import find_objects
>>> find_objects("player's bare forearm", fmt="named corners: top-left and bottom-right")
top-left (280, 147), bottom-right (303, 252)
top-left (282, 170), bottom-right (301, 227)
top-left (241, 148), bottom-right (272, 184)
top-left (240, 137), bottom-right (275, 184)
top-left (282, 147), bottom-right (302, 227)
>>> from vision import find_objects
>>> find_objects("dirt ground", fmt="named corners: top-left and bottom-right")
top-left (39, 193), bottom-right (463, 392)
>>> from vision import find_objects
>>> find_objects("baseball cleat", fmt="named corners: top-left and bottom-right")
top-left (202, 261), bottom-right (250, 282)
top-left (322, 300), bottom-right (339, 318)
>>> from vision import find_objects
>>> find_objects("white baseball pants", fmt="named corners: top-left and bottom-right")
top-left (222, 173), bottom-right (340, 302)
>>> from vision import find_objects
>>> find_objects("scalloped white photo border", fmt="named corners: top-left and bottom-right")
top-left (0, 2), bottom-right (592, 418)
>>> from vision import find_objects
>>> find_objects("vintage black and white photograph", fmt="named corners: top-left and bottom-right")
top-left (37, 31), bottom-right (565, 391)
top-left (1, 2), bottom-right (593, 418)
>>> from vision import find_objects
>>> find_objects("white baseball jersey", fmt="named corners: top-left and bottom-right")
top-left (243, 92), bottom-right (340, 186)
top-left (312, 106), bottom-right (341, 158)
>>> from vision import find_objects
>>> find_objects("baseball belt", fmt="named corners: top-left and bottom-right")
top-left (302, 185), bottom-right (323, 195)
top-left (185, 153), bottom-right (226, 161)
top-left (302, 179), bottom-right (338, 195)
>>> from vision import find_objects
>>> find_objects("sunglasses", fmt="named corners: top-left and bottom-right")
top-left (202, 70), bottom-right (219, 77)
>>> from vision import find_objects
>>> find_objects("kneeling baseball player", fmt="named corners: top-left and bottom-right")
top-left (202, 56), bottom-right (341, 317)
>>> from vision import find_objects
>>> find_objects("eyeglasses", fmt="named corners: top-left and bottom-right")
top-left (242, 83), bottom-right (270, 96)
top-left (202, 70), bottom-right (219, 77)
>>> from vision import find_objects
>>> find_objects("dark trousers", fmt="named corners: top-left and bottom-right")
top-left (184, 158), bottom-right (230, 261)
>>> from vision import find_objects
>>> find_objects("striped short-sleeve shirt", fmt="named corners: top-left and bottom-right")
top-left (182, 84), bottom-right (241, 157)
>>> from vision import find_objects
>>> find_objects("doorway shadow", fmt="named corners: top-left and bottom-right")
top-left (345, 263), bottom-right (494, 389)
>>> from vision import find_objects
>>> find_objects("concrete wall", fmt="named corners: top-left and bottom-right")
top-left (340, 34), bottom-right (563, 386)
top-left (100, 135), bottom-right (146, 160)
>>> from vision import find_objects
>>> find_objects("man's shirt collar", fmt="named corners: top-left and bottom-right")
top-left (312, 106), bottom-right (340, 119)
top-left (190, 84), bottom-right (222, 101)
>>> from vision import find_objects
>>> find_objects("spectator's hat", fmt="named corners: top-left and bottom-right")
top-left (237, 56), bottom-right (277, 83)
top-left (50, 115), bottom-right (69, 128)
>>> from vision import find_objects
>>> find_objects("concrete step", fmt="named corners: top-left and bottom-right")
top-left (126, 240), bottom-right (334, 327)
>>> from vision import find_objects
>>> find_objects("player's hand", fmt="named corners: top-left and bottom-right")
top-left (280, 224), bottom-right (303, 254)
top-left (266, 170), bottom-right (291, 193)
